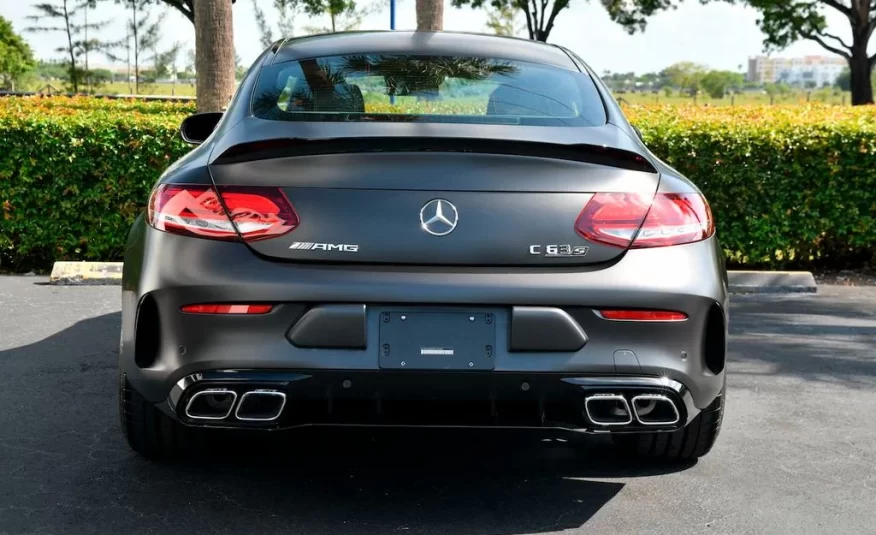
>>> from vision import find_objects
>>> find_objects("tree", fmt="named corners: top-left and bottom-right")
top-left (602, 0), bottom-right (876, 105)
top-left (485, 4), bottom-right (524, 35)
top-left (109, 0), bottom-right (165, 94)
top-left (701, 70), bottom-right (744, 98)
top-left (835, 68), bottom-right (851, 90)
top-left (301, 0), bottom-right (362, 32)
top-left (662, 62), bottom-right (707, 95)
top-left (194, 0), bottom-right (236, 111)
top-left (454, 0), bottom-right (566, 41)
top-left (26, 0), bottom-right (108, 93)
top-left (417, 0), bottom-right (444, 30)
top-left (252, 0), bottom-right (296, 45)
top-left (0, 16), bottom-right (36, 91)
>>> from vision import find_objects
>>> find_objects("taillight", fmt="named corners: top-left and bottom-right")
top-left (597, 309), bottom-right (688, 322)
top-left (147, 184), bottom-right (298, 242)
top-left (181, 304), bottom-right (273, 314)
top-left (575, 193), bottom-right (714, 248)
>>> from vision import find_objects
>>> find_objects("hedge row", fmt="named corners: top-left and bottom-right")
top-left (1, 96), bottom-right (874, 271)
top-left (0, 97), bottom-right (191, 270)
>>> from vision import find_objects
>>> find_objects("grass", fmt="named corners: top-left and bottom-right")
top-left (618, 90), bottom-right (853, 106)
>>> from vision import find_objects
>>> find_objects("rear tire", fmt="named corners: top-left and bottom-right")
top-left (119, 377), bottom-right (189, 459)
top-left (612, 383), bottom-right (725, 461)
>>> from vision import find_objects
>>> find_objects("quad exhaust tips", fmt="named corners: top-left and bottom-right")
top-left (585, 393), bottom-right (680, 427)
top-left (235, 390), bottom-right (287, 422)
top-left (631, 394), bottom-right (680, 425)
top-left (185, 389), bottom-right (238, 420)
top-left (584, 394), bottom-right (633, 426)
top-left (184, 388), bottom-right (286, 422)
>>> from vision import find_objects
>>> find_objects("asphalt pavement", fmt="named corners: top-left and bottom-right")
top-left (0, 276), bottom-right (874, 535)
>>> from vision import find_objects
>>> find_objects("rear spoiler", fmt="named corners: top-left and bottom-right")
top-left (212, 137), bottom-right (657, 173)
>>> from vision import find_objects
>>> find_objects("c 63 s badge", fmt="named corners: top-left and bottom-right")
top-left (529, 244), bottom-right (589, 257)
top-left (290, 242), bottom-right (359, 252)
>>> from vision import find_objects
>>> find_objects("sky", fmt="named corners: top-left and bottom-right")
top-left (1, 0), bottom-right (865, 75)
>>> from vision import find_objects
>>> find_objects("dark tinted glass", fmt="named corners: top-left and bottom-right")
top-left (252, 54), bottom-right (606, 126)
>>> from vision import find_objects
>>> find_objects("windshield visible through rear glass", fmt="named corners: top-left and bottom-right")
top-left (252, 54), bottom-right (606, 126)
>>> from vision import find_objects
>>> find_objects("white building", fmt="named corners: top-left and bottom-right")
top-left (747, 56), bottom-right (847, 87)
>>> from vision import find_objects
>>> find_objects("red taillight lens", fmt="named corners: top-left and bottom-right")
top-left (147, 184), bottom-right (298, 242)
top-left (598, 310), bottom-right (688, 322)
top-left (574, 193), bottom-right (652, 248)
top-left (180, 304), bottom-right (273, 314)
top-left (575, 193), bottom-right (714, 248)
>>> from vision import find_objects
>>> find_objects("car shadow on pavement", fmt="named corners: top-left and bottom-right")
top-left (125, 427), bottom-right (693, 534)
top-left (0, 311), bottom-right (694, 535)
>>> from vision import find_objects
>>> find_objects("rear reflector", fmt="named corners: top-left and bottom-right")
top-left (148, 184), bottom-right (298, 242)
top-left (181, 304), bottom-right (273, 315)
top-left (575, 193), bottom-right (714, 248)
top-left (597, 310), bottom-right (688, 322)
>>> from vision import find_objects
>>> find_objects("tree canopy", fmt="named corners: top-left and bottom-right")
top-left (603, 0), bottom-right (876, 104)
top-left (0, 16), bottom-right (36, 90)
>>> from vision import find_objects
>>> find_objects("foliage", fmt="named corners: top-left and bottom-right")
top-left (0, 97), bottom-right (191, 271)
top-left (1, 97), bottom-right (874, 271)
top-left (26, 0), bottom-right (111, 93)
top-left (0, 17), bottom-right (37, 91)
top-left (601, 0), bottom-right (876, 105)
top-left (700, 70), bottom-right (744, 98)
top-left (484, 4), bottom-right (524, 36)
top-left (662, 62), bottom-right (707, 95)
top-left (452, 0), bottom-right (570, 42)
top-left (624, 104), bottom-right (876, 268)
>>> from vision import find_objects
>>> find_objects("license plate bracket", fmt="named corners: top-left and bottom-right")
top-left (378, 311), bottom-right (496, 370)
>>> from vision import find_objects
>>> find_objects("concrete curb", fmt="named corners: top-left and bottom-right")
top-left (727, 271), bottom-right (817, 294)
top-left (49, 262), bottom-right (123, 286)
top-left (49, 261), bottom-right (817, 294)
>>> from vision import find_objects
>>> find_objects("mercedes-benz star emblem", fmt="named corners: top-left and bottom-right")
top-left (419, 199), bottom-right (459, 236)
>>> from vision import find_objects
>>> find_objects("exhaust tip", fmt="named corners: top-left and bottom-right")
top-left (185, 389), bottom-right (237, 420)
top-left (235, 389), bottom-right (287, 422)
top-left (631, 394), bottom-right (680, 425)
top-left (584, 394), bottom-right (632, 426)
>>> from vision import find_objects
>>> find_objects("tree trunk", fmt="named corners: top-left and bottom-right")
top-left (194, 0), bottom-right (236, 112)
top-left (416, 0), bottom-right (444, 30)
top-left (848, 47), bottom-right (874, 105)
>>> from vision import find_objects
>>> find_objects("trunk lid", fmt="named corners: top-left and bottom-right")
top-left (208, 127), bottom-right (660, 267)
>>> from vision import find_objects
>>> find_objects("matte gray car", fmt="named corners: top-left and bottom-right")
top-left (120, 31), bottom-right (727, 460)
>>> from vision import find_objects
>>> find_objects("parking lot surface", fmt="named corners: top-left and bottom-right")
top-left (1, 276), bottom-right (874, 534)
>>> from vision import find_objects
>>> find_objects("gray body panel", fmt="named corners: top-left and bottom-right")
top-left (122, 31), bottom-right (728, 432)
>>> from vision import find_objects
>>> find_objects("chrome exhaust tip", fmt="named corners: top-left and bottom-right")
top-left (631, 394), bottom-right (680, 425)
top-left (234, 389), bottom-right (287, 422)
top-left (185, 389), bottom-right (238, 420)
top-left (584, 394), bottom-right (633, 426)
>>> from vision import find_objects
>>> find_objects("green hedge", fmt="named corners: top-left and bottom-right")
top-left (0, 97), bottom-right (190, 271)
top-left (1, 97), bottom-right (874, 271)
top-left (626, 105), bottom-right (876, 268)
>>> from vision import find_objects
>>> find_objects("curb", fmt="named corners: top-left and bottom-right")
top-left (49, 261), bottom-right (817, 294)
top-left (49, 262), bottom-right (123, 286)
top-left (727, 271), bottom-right (817, 294)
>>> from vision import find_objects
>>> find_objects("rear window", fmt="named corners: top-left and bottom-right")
top-left (252, 54), bottom-right (606, 127)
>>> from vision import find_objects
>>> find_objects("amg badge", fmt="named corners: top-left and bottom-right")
top-left (290, 242), bottom-right (359, 252)
top-left (529, 245), bottom-right (589, 257)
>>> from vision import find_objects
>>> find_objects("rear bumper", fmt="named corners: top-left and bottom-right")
top-left (121, 220), bottom-right (728, 420)
top-left (164, 370), bottom-right (700, 433)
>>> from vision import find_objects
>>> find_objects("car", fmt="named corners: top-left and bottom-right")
top-left (119, 30), bottom-right (727, 461)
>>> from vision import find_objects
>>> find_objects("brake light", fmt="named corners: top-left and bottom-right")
top-left (597, 310), bottom-right (688, 322)
top-left (147, 184), bottom-right (298, 242)
top-left (575, 193), bottom-right (714, 248)
top-left (181, 304), bottom-right (273, 314)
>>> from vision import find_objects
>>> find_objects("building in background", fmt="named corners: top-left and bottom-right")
top-left (747, 56), bottom-right (846, 87)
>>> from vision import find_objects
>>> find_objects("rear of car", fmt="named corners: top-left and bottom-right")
top-left (119, 32), bottom-right (727, 461)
